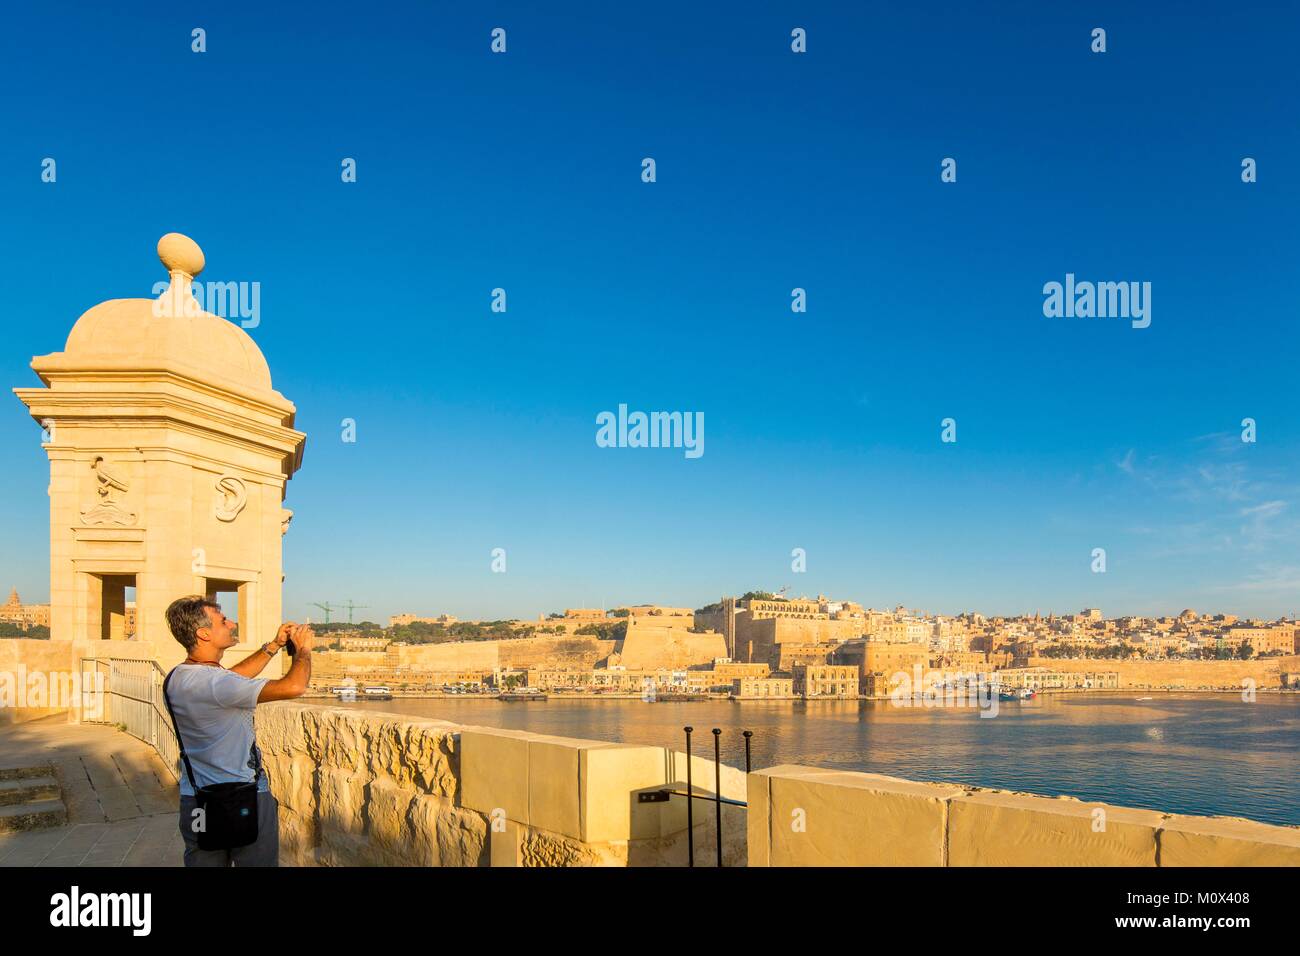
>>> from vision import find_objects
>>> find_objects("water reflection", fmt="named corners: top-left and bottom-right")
top-left (348, 693), bottom-right (1300, 826)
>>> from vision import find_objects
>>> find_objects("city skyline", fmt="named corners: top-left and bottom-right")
top-left (3, 4), bottom-right (1298, 623)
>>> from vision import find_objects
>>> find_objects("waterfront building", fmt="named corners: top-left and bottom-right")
top-left (339, 635), bottom-right (390, 652)
top-left (995, 667), bottom-right (1120, 690)
top-left (389, 613), bottom-right (458, 627)
top-left (0, 588), bottom-right (51, 630)
top-left (1226, 626), bottom-right (1297, 656)
top-left (732, 676), bottom-right (796, 699)
top-left (793, 663), bottom-right (860, 698)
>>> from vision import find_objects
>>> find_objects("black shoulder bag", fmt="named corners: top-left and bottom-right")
top-left (163, 666), bottom-right (261, 851)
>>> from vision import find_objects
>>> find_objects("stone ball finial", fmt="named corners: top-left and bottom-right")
top-left (157, 232), bottom-right (205, 278)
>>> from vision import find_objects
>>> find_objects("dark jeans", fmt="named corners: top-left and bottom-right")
top-left (178, 791), bottom-right (280, 867)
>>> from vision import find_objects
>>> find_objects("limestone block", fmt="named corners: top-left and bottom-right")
top-left (762, 765), bottom-right (963, 866)
top-left (436, 802), bottom-right (489, 867)
top-left (747, 770), bottom-right (771, 867)
top-left (262, 753), bottom-right (302, 808)
top-left (520, 827), bottom-right (629, 867)
top-left (317, 765), bottom-right (366, 838)
top-left (369, 720), bottom-right (457, 796)
top-left (627, 804), bottom-right (748, 867)
top-left (256, 702), bottom-right (308, 756)
top-left (365, 779), bottom-right (417, 860)
top-left (277, 808), bottom-right (315, 866)
top-left (948, 791), bottom-right (1161, 866)
top-left (526, 736), bottom-right (585, 840)
top-left (404, 723), bottom-right (461, 798)
top-left (660, 750), bottom-right (748, 838)
top-left (581, 744), bottom-right (671, 843)
top-left (490, 818), bottom-right (523, 867)
top-left (460, 729), bottom-right (534, 824)
top-left (303, 709), bottom-right (372, 772)
top-left (1158, 814), bottom-right (1300, 867)
top-left (406, 793), bottom-right (451, 865)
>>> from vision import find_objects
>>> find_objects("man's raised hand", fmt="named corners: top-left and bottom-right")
top-left (291, 623), bottom-right (314, 654)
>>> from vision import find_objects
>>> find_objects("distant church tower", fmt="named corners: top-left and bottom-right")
top-left (14, 234), bottom-right (306, 667)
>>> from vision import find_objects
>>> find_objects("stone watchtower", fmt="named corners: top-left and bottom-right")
top-left (14, 233), bottom-right (306, 669)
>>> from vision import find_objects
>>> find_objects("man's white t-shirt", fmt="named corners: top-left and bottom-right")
top-left (166, 664), bottom-right (270, 797)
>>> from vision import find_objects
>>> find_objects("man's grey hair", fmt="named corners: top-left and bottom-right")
top-left (166, 595), bottom-right (220, 652)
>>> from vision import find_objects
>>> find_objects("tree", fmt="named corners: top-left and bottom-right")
top-left (574, 621), bottom-right (627, 642)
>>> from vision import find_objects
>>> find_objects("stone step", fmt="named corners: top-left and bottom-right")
top-left (0, 776), bottom-right (61, 807)
top-left (0, 798), bottom-right (68, 833)
top-left (0, 763), bottom-right (55, 782)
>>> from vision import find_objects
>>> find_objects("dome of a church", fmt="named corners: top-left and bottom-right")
top-left (48, 233), bottom-right (273, 395)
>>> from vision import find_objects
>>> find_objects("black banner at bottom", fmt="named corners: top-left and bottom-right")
top-left (0, 866), bottom-right (1286, 942)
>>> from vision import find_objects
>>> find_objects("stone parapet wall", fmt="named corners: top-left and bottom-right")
top-left (0, 638), bottom-right (154, 726)
top-left (748, 766), bottom-right (1300, 866)
top-left (255, 703), bottom-right (746, 867)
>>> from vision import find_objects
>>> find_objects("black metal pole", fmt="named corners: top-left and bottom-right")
top-left (743, 729), bottom-right (753, 773)
top-left (684, 726), bottom-right (694, 868)
top-left (712, 728), bottom-right (723, 867)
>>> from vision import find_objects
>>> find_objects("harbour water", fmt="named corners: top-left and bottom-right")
top-left (347, 693), bottom-right (1300, 826)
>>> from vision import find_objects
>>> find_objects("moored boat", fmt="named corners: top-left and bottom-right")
top-left (499, 688), bottom-right (547, 701)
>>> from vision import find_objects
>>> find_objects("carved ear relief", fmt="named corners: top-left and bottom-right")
top-left (214, 474), bottom-right (248, 522)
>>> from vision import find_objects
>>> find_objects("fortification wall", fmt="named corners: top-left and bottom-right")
top-left (1025, 655), bottom-right (1300, 689)
top-left (385, 641), bottom-right (501, 671)
top-left (499, 636), bottom-right (616, 669)
top-left (381, 636), bottom-right (616, 674)
top-left (613, 619), bottom-right (726, 669)
top-left (313, 650), bottom-right (388, 677)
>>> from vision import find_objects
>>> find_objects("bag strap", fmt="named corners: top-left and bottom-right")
top-left (161, 668), bottom-right (201, 792)
top-left (249, 716), bottom-right (264, 779)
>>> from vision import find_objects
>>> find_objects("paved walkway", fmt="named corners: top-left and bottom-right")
top-left (0, 714), bottom-right (182, 866)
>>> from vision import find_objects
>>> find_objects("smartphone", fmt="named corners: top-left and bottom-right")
top-left (287, 616), bottom-right (309, 657)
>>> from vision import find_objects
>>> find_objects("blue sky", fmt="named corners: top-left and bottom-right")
top-left (2, 2), bottom-right (1297, 624)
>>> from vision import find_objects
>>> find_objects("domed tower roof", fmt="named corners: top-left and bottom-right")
top-left (32, 233), bottom-right (279, 402)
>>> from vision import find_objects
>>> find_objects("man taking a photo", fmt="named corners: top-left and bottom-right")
top-left (164, 595), bottom-right (313, 867)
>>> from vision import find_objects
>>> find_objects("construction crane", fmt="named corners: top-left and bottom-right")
top-left (340, 600), bottom-right (370, 625)
top-left (310, 601), bottom-right (338, 624)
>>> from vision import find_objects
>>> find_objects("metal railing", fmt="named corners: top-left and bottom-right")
top-left (80, 656), bottom-right (180, 782)
top-left (637, 726), bottom-right (753, 867)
